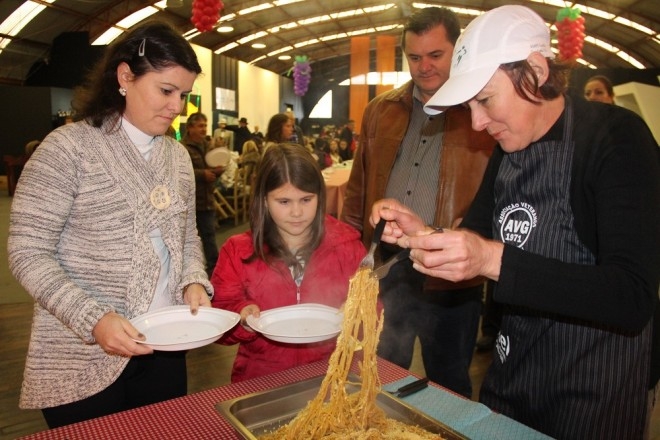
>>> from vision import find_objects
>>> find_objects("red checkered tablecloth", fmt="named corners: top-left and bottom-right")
top-left (19, 358), bottom-right (412, 440)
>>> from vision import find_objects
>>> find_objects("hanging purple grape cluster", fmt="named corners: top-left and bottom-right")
top-left (292, 55), bottom-right (312, 97)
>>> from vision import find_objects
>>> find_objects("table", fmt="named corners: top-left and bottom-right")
top-left (18, 357), bottom-right (551, 440)
top-left (323, 165), bottom-right (351, 218)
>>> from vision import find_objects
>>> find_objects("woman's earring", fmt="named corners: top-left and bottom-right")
top-left (118, 87), bottom-right (127, 96)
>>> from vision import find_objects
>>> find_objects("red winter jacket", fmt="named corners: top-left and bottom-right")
top-left (211, 215), bottom-right (366, 382)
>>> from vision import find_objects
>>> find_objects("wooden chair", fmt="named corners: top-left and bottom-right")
top-left (213, 188), bottom-right (234, 221)
top-left (223, 167), bottom-right (251, 225)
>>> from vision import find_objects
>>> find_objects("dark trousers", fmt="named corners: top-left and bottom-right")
top-left (377, 258), bottom-right (481, 398)
top-left (42, 350), bottom-right (187, 428)
top-left (196, 209), bottom-right (219, 277)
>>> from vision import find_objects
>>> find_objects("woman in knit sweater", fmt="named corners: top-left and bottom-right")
top-left (7, 21), bottom-right (212, 428)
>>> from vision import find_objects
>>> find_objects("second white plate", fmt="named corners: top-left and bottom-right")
top-left (246, 303), bottom-right (343, 344)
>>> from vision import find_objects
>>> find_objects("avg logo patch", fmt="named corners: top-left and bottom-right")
top-left (497, 202), bottom-right (538, 249)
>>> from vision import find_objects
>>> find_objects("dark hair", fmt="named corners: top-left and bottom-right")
top-left (401, 7), bottom-right (461, 47)
top-left (186, 112), bottom-right (207, 127)
top-left (72, 20), bottom-right (202, 128)
top-left (499, 58), bottom-right (570, 104)
top-left (326, 139), bottom-right (339, 153)
top-left (314, 137), bottom-right (329, 151)
top-left (585, 75), bottom-right (614, 96)
top-left (265, 113), bottom-right (291, 143)
top-left (248, 143), bottom-right (326, 273)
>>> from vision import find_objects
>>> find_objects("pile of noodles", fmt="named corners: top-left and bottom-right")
top-left (260, 268), bottom-right (442, 440)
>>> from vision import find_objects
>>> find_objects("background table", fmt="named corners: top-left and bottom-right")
top-left (323, 165), bottom-right (351, 218)
top-left (18, 356), bottom-right (551, 440)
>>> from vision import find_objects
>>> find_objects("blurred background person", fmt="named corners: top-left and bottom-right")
top-left (212, 117), bottom-right (233, 148)
top-left (326, 138), bottom-right (343, 165)
top-left (226, 117), bottom-right (252, 152)
top-left (338, 139), bottom-right (352, 161)
top-left (252, 124), bottom-right (264, 139)
top-left (183, 112), bottom-right (224, 276)
top-left (312, 136), bottom-right (332, 169)
top-left (339, 119), bottom-right (356, 158)
top-left (263, 112), bottom-right (294, 155)
top-left (210, 143), bottom-right (365, 382)
top-left (7, 21), bottom-right (212, 428)
top-left (239, 139), bottom-right (261, 171)
top-left (583, 74), bottom-right (616, 104)
top-left (234, 138), bottom-right (261, 193)
top-left (285, 109), bottom-right (305, 146)
top-left (215, 150), bottom-right (239, 197)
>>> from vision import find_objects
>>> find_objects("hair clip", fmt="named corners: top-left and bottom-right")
top-left (138, 38), bottom-right (146, 57)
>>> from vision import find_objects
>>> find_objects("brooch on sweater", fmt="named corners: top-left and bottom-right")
top-left (150, 185), bottom-right (171, 210)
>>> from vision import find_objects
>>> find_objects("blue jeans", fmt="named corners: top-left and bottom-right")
top-left (377, 257), bottom-right (482, 398)
top-left (196, 210), bottom-right (219, 277)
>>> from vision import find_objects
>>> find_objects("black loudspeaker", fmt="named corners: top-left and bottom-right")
top-left (25, 32), bottom-right (104, 88)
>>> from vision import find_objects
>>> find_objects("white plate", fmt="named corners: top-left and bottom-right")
top-left (130, 305), bottom-right (240, 351)
top-left (246, 303), bottom-right (343, 344)
top-left (205, 147), bottom-right (231, 167)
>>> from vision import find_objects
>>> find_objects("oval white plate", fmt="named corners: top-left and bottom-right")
top-left (205, 147), bottom-right (231, 167)
top-left (130, 305), bottom-right (240, 351)
top-left (246, 303), bottom-right (343, 344)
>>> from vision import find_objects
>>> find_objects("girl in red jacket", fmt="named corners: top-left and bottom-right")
top-left (211, 143), bottom-right (366, 382)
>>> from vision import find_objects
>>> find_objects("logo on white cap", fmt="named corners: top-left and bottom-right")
top-left (455, 46), bottom-right (467, 67)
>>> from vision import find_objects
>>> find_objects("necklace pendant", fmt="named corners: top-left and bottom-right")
top-left (150, 185), bottom-right (171, 210)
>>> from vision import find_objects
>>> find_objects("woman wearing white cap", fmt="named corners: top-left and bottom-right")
top-left (371, 5), bottom-right (660, 439)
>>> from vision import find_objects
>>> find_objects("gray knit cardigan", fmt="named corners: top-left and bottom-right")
top-left (8, 118), bottom-right (213, 409)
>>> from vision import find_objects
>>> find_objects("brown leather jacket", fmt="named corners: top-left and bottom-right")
top-left (341, 81), bottom-right (496, 291)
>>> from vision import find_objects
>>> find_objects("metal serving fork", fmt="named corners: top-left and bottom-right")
top-left (359, 218), bottom-right (386, 270)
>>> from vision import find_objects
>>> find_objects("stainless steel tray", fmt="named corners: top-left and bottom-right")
top-left (216, 375), bottom-right (467, 439)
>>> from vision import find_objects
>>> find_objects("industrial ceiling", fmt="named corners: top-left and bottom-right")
top-left (1, 0), bottom-right (658, 89)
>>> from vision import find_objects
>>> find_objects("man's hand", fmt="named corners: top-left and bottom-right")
top-left (203, 169), bottom-right (217, 182)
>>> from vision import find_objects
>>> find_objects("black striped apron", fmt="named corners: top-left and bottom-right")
top-left (480, 102), bottom-right (650, 439)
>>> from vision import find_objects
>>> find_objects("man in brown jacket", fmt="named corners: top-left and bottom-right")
top-left (341, 7), bottom-right (496, 398)
top-left (183, 113), bottom-right (224, 277)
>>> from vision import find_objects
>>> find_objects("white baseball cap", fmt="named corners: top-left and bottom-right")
top-left (425, 5), bottom-right (554, 115)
